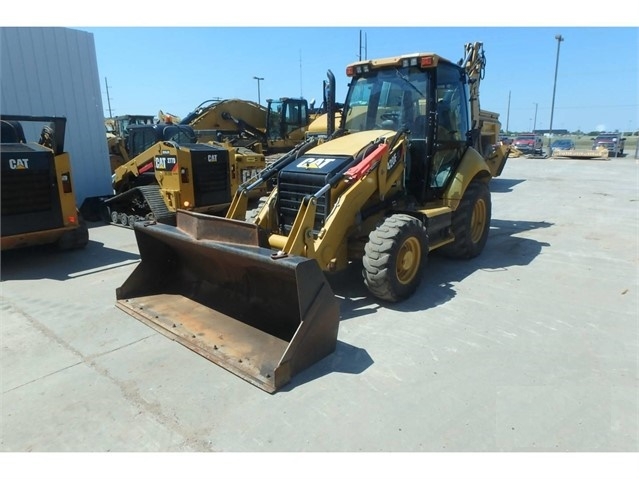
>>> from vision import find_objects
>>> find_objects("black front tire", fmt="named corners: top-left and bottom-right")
top-left (363, 214), bottom-right (428, 302)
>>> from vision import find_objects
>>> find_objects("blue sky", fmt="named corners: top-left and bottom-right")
top-left (77, 26), bottom-right (637, 134)
top-left (7, 3), bottom-right (639, 134)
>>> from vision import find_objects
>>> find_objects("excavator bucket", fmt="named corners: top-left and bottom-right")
top-left (116, 210), bottom-right (340, 393)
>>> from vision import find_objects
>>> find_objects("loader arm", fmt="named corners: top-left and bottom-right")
top-left (269, 137), bottom-right (407, 271)
top-left (226, 137), bottom-right (321, 220)
top-left (111, 142), bottom-right (169, 192)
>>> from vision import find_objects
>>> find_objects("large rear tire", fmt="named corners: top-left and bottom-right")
top-left (438, 179), bottom-right (491, 259)
top-left (363, 214), bottom-right (428, 302)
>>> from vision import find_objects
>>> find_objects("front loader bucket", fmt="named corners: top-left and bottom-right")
top-left (116, 210), bottom-right (340, 393)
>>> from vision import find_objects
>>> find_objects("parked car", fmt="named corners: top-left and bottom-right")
top-left (512, 133), bottom-right (543, 155)
top-left (551, 138), bottom-right (575, 150)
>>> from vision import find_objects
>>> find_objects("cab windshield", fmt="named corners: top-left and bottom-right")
top-left (342, 66), bottom-right (429, 135)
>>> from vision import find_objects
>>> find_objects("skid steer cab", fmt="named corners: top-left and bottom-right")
top-left (116, 41), bottom-right (509, 393)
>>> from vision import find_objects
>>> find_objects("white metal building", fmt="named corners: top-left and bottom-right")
top-left (1, 26), bottom-right (112, 206)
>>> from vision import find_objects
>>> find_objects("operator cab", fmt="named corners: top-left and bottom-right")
top-left (341, 54), bottom-right (470, 202)
top-left (1, 120), bottom-right (27, 144)
top-left (125, 124), bottom-right (198, 158)
top-left (266, 98), bottom-right (309, 141)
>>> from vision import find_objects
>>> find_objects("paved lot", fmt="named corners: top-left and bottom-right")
top-left (1, 155), bottom-right (637, 470)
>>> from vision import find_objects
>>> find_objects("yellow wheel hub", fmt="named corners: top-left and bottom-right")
top-left (396, 237), bottom-right (421, 285)
top-left (470, 198), bottom-right (487, 244)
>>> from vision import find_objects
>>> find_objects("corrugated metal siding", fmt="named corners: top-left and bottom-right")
top-left (1, 27), bottom-right (112, 205)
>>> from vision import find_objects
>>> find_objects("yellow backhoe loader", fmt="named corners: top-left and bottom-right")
top-left (116, 41), bottom-right (509, 393)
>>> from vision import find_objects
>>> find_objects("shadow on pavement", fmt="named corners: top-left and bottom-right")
top-left (279, 340), bottom-right (374, 392)
top-left (1, 237), bottom-right (140, 282)
top-left (330, 219), bottom-right (553, 320)
top-left (490, 178), bottom-right (526, 193)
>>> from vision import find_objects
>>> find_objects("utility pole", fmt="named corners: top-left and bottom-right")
top-left (299, 50), bottom-right (303, 98)
top-left (506, 90), bottom-right (511, 134)
top-left (533, 102), bottom-right (538, 132)
top-left (104, 77), bottom-right (113, 118)
top-left (253, 76), bottom-right (264, 105)
top-left (548, 34), bottom-right (564, 157)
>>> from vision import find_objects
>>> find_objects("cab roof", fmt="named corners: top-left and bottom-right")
top-left (346, 52), bottom-right (456, 70)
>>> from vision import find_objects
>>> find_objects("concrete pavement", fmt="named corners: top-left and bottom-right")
top-left (1, 155), bottom-right (637, 473)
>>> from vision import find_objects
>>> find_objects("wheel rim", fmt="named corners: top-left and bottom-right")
top-left (118, 213), bottom-right (128, 226)
top-left (470, 198), bottom-right (487, 244)
top-left (396, 237), bottom-right (421, 285)
top-left (111, 210), bottom-right (119, 223)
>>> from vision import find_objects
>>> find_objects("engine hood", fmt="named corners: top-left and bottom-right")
top-left (307, 130), bottom-right (396, 156)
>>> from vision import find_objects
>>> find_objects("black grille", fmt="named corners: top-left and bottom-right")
top-left (277, 171), bottom-right (328, 233)
top-left (276, 154), bottom-right (352, 233)
top-left (1, 169), bottom-right (52, 215)
top-left (190, 146), bottom-right (231, 206)
top-left (1, 148), bottom-right (64, 236)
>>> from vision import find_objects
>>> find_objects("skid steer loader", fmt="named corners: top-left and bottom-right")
top-left (116, 42), bottom-right (509, 393)
top-left (1, 115), bottom-right (89, 251)
top-left (102, 122), bottom-right (267, 228)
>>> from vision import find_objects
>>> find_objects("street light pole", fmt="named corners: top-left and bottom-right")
top-left (253, 76), bottom-right (264, 105)
top-left (506, 90), bottom-right (511, 134)
top-left (548, 34), bottom-right (564, 157)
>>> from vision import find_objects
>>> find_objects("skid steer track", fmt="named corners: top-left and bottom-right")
top-left (104, 185), bottom-right (175, 228)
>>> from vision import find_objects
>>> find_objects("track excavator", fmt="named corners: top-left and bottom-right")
top-left (102, 122), bottom-right (266, 228)
top-left (180, 97), bottom-right (321, 159)
top-left (116, 41), bottom-right (509, 393)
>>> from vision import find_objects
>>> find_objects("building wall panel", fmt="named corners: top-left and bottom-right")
top-left (1, 26), bottom-right (112, 205)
